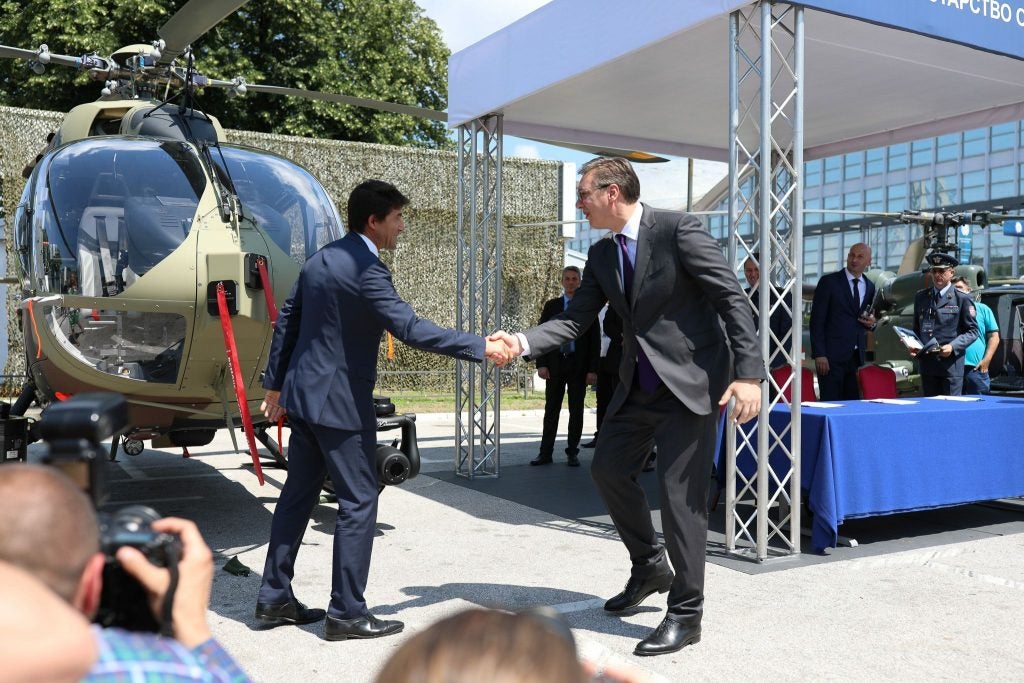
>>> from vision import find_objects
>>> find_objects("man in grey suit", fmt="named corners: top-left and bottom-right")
top-left (256, 180), bottom-right (510, 641)
top-left (491, 158), bottom-right (763, 656)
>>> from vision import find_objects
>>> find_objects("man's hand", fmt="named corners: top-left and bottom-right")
top-left (537, 367), bottom-right (550, 380)
top-left (938, 343), bottom-right (953, 358)
top-left (116, 517), bottom-right (214, 649)
top-left (814, 356), bottom-right (830, 376)
top-left (978, 361), bottom-right (990, 373)
top-left (858, 312), bottom-right (876, 329)
top-left (718, 379), bottom-right (762, 424)
top-left (261, 390), bottom-right (286, 422)
top-left (485, 338), bottom-right (514, 366)
top-left (487, 330), bottom-right (523, 357)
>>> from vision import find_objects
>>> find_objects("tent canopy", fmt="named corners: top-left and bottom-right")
top-left (448, 0), bottom-right (1024, 161)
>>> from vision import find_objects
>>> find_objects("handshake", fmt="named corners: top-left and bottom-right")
top-left (484, 330), bottom-right (522, 366)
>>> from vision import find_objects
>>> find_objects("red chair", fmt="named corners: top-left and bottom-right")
top-left (857, 364), bottom-right (898, 399)
top-left (769, 365), bottom-right (817, 403)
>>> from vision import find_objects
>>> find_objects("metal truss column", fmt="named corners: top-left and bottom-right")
top-left (455, 115), bottom-right (503, 478)
top-left (725, 1), bottom-right (804, 560)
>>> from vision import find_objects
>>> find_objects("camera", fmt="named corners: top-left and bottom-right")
top-left (39, 393), bottom-right (182, 633)
top-left (95, 505), bottom-right (182, 633)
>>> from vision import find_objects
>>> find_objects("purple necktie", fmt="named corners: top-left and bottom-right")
top-left (617, 234), bottom-right (661, 393)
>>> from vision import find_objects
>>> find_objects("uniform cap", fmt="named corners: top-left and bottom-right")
top-left (925, 252), bottom-right (958, 269)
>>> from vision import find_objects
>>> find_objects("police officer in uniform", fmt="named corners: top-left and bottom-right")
top-left (911, 252), bottom-right (979, 396)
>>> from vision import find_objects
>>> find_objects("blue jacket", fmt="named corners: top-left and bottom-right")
top-left (263, 231), bottom-right (484, 430)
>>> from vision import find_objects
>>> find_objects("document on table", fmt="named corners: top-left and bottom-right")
top-left (801, 401), bottom-right (844, 408)
top-left (867, 398), bottom-right (918, 405)
top-left (924, 395), bottom-right (982, 401)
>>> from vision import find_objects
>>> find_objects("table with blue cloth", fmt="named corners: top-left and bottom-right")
top-left (723, 396), bottom-right (1024, 550)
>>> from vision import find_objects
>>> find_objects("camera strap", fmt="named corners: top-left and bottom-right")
top-left (159, 543), bottom-right (181, 638)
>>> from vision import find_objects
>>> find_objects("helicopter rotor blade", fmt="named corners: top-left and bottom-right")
top-left (157, 0), bottom-right (251, 65)
top-left (0, 44), bottom-right (103, 70)
top-left (897, 236), bottom-right (927, 275)
top-left (209, 80), bottom-right (449, 122)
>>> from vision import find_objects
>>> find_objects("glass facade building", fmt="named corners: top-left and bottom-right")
top-left (566, 122), bottom-right (1024, 282)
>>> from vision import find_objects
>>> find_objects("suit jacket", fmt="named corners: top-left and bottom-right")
top-left (809, 270), bottom-right (876, 364)
top-left (747, 285), bottom-right (793, 369)
top-left (534, 296), bottom-right (600, 377)
top-left (913, 287), bottom-right (979, 377)
top-left (523, 205), bottom-right (764, 417)
top-left (263, 231), bottom-right (484, 431)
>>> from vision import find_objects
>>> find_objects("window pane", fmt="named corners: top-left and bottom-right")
top-left (824, 156), bottom-right (842, 184)
top-left (888, 144), bottom-right (908, 171)
top-left (962, 127), bottom-right (987, 157)
top-left (865, 148), bottom-right (884, 176)
top-left (909, 179), bottom-right (933, 209)
top-left (936, 174), bottom-right (958, 206)
top-left (844, 152), bottom-right (863, 180)
top-left (962, 169), bottom-right (986, 203)
top-left (991, 164), bottom-right (1015, 200)
top-left (991, 121), bottom-right (1016, 152)
top-left (911, 139), bottom-right (933, 167)
top-left (936, 133), bottom-right (959, 163)
top-left (804, 159), bottom-right (822, 187)
top-left (865, 187), bottom-right (884, 212)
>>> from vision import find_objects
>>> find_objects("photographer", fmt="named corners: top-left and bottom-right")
top-left (0, 464), bottom-right (249, 682)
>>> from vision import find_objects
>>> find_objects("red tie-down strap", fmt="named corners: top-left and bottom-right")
top-left (255, 257), bottom-right (278, 327)
top-left (216, 282), bottom-right (265, 485)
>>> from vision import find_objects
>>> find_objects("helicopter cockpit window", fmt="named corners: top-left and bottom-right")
top-left (37, 137), bottom-right (205, 297)
top-left (214, 145), bottom-right (343, 263)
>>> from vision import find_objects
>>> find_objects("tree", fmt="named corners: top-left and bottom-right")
top-left (0, 0), bottom-right (451, 148)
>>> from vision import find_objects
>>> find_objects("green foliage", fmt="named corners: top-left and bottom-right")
top-left (0, 0), bottom-right (450, 148)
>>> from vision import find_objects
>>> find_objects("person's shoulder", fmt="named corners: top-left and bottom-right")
top-left (91, 626), bottom-right (195, 667)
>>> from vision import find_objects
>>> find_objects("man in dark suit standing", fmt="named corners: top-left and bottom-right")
top-left (255, 180), bottom-right (509, 642)
top-left (532, 266), bottom-right (600, 467)
top-left (744, 253), bottom-right (793, 370)
top-left (491, 157), bottom-right (763, 657)
top-left (585, 304), bottom-right (623, 448)
top-left (809, 243), bottom-right (877, 400)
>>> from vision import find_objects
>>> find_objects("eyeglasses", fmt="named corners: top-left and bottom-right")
top-left (576, 183), bottom-right (609, 202)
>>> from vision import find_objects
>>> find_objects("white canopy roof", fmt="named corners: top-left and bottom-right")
top-left (448, 0), bottom-right (1024, 161)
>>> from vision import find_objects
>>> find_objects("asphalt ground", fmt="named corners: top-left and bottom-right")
top-left (29, 408), bottom-right (1024, 682)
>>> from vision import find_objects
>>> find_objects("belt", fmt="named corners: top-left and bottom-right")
top-left (965, 365), bottom-right (977, 372)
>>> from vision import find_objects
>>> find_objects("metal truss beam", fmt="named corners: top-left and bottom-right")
top-left (455, 115), bottom-right (503, 478)
top-left (726, 1), bottom-right (804, 560)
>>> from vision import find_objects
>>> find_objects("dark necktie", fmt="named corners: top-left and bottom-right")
top-left (616, 234), bottom-right (661, 393)
top-left (852, 277), bottom-right (860, 309)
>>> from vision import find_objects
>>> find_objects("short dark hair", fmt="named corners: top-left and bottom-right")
top-left (579, 157), bottom-right (640, 203)
top-left (952, 275), bottom-right (970, 288)
top-left (562, 265), bottom-right (581, 277)
top-left (347, 180), bottom-right (409, 234)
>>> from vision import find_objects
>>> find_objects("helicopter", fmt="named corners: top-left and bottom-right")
top-left (0, 0), bottom-right (447, 482)
top-left (861, 208), bottom-right (1024, 395)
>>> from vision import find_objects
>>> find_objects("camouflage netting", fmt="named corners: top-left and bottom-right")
top-left (1, 105), bottom-right (565, 394)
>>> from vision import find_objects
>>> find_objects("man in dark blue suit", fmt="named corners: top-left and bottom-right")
top-left (809, 243), bottom-right (877, 401)
top-left (254, 180), bottom-right (510, 641)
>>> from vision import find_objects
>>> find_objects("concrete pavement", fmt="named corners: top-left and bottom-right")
top-left (68, 408), bottom-right (1024, 682)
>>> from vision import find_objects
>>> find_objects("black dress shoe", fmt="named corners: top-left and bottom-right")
top-left (530, 454), bottom-right (553, 466)
top-left (255, 600), bottom-right (326, 627)
top-left (324, 614), bottom-right (404, 641)
top-left (634, 618), bottom-right (701, 656)
top-left (582, 438), bottom-right (597, 448)
top-left (604, 570), bottom-right (674, 612)
top-left (567, 453), bottom-right (580, 467)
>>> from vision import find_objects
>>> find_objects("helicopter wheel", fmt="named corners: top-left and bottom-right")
top-left (122, 438), bottom-right (145, 456)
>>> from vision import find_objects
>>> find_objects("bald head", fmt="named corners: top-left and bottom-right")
top-left (0, 464), bottom-right (99, 601)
